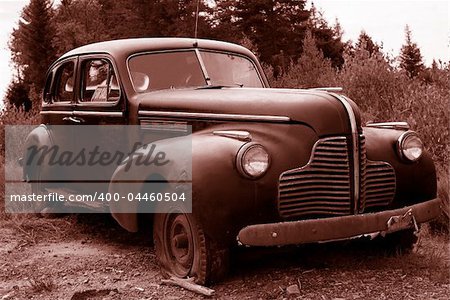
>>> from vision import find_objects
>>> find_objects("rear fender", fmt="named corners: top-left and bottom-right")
top-left (22, 125), bottom-right (54, 181)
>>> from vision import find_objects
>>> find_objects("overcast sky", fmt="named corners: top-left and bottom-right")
top-left (0, 0), bottom-right (449, 103)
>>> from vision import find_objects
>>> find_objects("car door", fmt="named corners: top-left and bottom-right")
top-left (39, 57), bottom-right (77, 184)
top-left (41, 57), bottom-right (77, 126)
top-left (70, 55), bottom-right (127, 195)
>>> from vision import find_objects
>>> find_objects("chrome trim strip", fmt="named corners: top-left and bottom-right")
top-left (74, 111), bottom-right (123, 117)
top-left (213, 130), bottom-right (252, 141)
top-left (310, 87), bottom-right (343, 92)
top-left (140, 120), bottom-right (188, 132)
top-left (329, 93), bottom-right (360, 214)
top-left (366, 122), bottom-right (410, 130)
top-left (40, 111), bottom-right (72, 115)
top-left (138, 111), bottom-right (291, 122)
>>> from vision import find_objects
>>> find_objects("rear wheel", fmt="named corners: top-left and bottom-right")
top-left (30, 169), bottom-right (61, 216)
top-left (153, 210), bottom-right (229, 285)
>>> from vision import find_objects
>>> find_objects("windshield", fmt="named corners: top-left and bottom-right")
top-left (128, 51), bottom-right (206, 92)
top-left (200, 51), bottom-right (263, 88)
top-left (128, 50), bottom-right (263, 92)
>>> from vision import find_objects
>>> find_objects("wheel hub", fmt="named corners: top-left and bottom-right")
top-left (166, 214), bottom-right (194, 277)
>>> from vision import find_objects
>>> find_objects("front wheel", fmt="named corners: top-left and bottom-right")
top-left (153, 211), bottom-right (229, 285)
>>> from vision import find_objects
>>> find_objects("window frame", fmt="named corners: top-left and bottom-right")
top-left (198, 49), bottom-right (265, 88)
top-left (126, 49), bottom-right (207, 93)
top-left (43, 57), bottom-right (77, 107)
top-left (126, 48), bottom-right (266, 93)
top-left (77, 54), bottom-right (122, 107)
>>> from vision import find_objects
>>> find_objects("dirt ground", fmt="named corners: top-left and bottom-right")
top-left (0, 214), bottom-right (448, 300)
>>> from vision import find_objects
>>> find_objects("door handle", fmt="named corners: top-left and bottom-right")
top-left (63, 116), bottom-right (84, 124)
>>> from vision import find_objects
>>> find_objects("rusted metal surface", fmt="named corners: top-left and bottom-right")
top-left (238, 198), bottom-right (441, 247)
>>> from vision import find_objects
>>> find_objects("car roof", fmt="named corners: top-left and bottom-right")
top-left (59, 37), bottom-right (254, 60)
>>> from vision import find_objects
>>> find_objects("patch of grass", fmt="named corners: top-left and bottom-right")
top-left (414, 227), bottom-right (449, 283)
top-left (430, 167), bottom-right (450, 235)
top-left (28, 277), bottom-right (55, 293)
top-left (2, 214), bottom-right (72, 245)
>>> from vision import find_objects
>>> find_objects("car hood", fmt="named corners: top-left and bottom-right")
top-left (136, 87), bottom-right (354, 136)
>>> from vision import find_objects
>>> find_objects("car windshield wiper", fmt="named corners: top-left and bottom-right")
top-left (196, 83), bottom-right (244, 89)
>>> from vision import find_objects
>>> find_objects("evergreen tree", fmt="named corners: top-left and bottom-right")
top-left (307, 4), bottom-right (344, 68)
top-left (215, 0), bottom-right (310, 75)
top-left (399, 25), bottom-right (424, 78)
top-left (277, 31), bottom-right (335, 88)
top-left (9, 0), bottom-right (56, 91)
top-left (356, 30), bottom-right (380, 57)
top-left (5, 80), bottom-right (31, 111)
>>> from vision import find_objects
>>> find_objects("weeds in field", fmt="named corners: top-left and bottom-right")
top-left (431, 169), bottom-right (450, 234)
top-left (415, 227), bottom-right (450, 283)
top-left (28, 277), bottom-right (55, 292)
top-left (0, 105), bottom-right (40, 221)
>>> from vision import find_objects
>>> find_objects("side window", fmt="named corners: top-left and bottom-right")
top-left (54, 61), bottom-right (75, 102)
top-left (43, 72), bottom-right (53, 103)
top-left (81, 59), bottom-right (120, 102)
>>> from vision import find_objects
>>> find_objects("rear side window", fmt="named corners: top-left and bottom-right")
top-left (53, 61), bottom-right (75, 102)
top-left (80, 59), bottom-right (120, 102)
top-left (43, 72), bottom-right (53, 103)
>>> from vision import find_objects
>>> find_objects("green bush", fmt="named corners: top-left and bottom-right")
top-left (0, 105), bottom-right (40, 219)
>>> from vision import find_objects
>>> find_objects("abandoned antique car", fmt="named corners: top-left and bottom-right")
top-left (23, 38), bottom-right (440, 285)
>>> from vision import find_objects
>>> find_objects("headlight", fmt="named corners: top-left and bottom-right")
top-left (397, 131), bottom-right (423, 162)
top-left (237, 143), bottom-right (270, 178)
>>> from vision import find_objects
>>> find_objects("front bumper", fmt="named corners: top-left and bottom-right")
top-left (237, 199), bottom-right (441, 246)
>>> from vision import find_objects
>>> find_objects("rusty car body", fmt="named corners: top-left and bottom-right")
top-left (23, 38), bottom-right (440, 284)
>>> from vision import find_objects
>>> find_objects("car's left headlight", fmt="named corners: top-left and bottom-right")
top-left (237, 143), bottom-right (270, 178)
top-left (397, 131), bottom-right (423, 162)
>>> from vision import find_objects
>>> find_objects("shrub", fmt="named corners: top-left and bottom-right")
top-left (0, 105), bottom-right (40, 220)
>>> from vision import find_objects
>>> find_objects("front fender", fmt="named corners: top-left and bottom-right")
top-left (363, 127), bottom-right (437, 207)
top-left (109, 134), bottom-right (193, 232)
top-left (109, 132), bottom-right (249, 237)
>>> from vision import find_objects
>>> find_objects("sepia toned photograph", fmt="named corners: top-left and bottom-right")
top-left (0, 0), bottom-right (449, 299)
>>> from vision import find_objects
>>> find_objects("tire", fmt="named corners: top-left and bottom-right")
top-left (374, 228), bottom-right (419, 255)
top-left (30, 168), bottom-right (60, 217)
top-left (153, 209), bottom-right (229, 285)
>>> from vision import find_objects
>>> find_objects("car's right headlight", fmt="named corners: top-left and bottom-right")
top-left (397, 131), bottom-right (423, 162)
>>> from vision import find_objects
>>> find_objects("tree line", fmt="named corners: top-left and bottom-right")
top-left (5, 0), bottom-right (343, 109)
top-left (4, 0), bottom-right (446, 111)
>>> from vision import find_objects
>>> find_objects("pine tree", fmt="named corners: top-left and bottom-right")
top-left (356, 30), bottom-right (380, 57)
top-left (5, 80), bottom-right (31, 111)
top-left (307, 4), bottom-right (344, 68)
top-left (215, 0), bottom-right (310, 75)
top-left (277, 31), bottom-right (335, 88)
top-left (9, 0), bottom-right (56, 91)
top-left (53, 0), bottom-right (105, 54)
top-left (399, 25), bottom-right (424, 78)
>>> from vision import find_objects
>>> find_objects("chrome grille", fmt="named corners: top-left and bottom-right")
top-left (359, 135), bottom-right (396, 211)
top-left (278, 135), bottom-right (396, 219)
top-left (359, 135), bottom-right (368, 211)
top-left (278, 137), bottom-right (352, 218)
